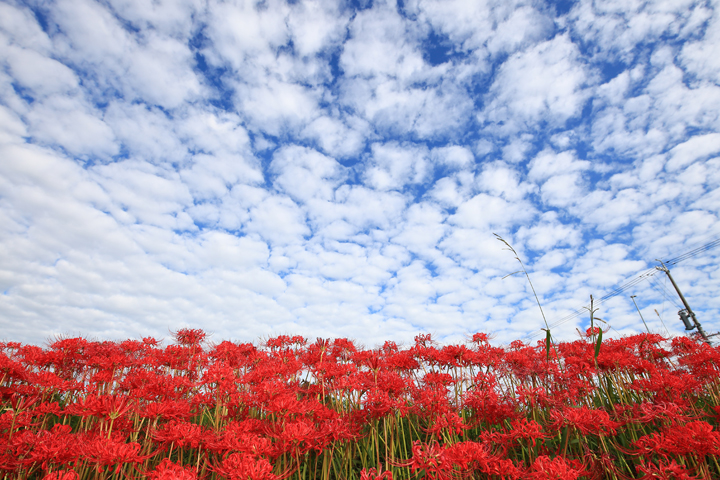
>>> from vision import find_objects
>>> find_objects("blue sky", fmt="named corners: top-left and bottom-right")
top-left (1, 0), bottom-right (720, 347)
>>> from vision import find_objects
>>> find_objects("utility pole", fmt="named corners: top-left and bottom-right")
top-left (655, 260), bottom-right (711, 345)
top-left (630, 295), bottom-right (650, 333)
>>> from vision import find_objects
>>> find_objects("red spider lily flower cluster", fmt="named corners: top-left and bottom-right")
top-left (1, 328), bottom-right (720, 479)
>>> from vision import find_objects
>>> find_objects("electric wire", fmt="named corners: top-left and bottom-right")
top-left (522, 268), bottom-right (658, 340)
top-left (646, 274), bottom-right (683, 311)
top-left (521, 237), bottom-right (720, 341)
top-left (663, 237), bottom-right (720, 265)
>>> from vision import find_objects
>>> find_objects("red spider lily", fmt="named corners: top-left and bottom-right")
top-left (64, 394), bottom-right (134, 420)
top-left (7, 393), bottom-right (39, 414)
top-left (146, 458), bottom-right (198, 480)
top-left (624, 401), bottom-right (692, 425)
top-left (120, 370), bottom-right (195, 403)
top-left (392, 440), bottom-right (489, 480)
top-left (462, 373), bottom-right (517, 426)
top-left (81, 433), bottom-right (156, 473)
top-left (414, 333), bottom-right (435, 348)
top-left (549, 405), bottom-right (621, 436)
top-left (43, 470), bottom-right (79, 480)
top-left (317, 416), bottom-right (364, 443)
top-left (384, 349), bottom-right (420, 371)
top-left (630, 368), bottom-right (701, 403)
top-left (631, 420), bottom-right (720, 458)
top-left (507, 418), bottom-right (547, 442)
top-left (444, 441), bottom-right (521, 478)
top-left (212, 453), bottom-right (295, 480)
top-left (580, 448), bottom-right (628, 480)
top-left (363, 389), bottom-right (399, 419)
top-left (352, 349), bottom-right (386, 376)
top-left (470, 332), bottom-right (490, 344)
top-left (515, 385), bottom-right (550, 411)
top-left (152, 420), bottom-right (212, 449)
top-left (209, 341), bottom-right (260, 370)
top-left (426, 411), bottom-right (471, 436)
top-left (423, 372), bottom-right (456, 387)
top-left (9, 424), bottom-right (79, 471)
top-left (173, 328), bottom-right (207, 347)
top-left (33, 401), bottom-right (62, 417)
top-left (360, 464), bottom-right (393, 480)
top-left (636, 458), bottom-right (701, 480)
top-left (402, 440), bottom-right (449, 479)
top-left (141, 399), bottom-right (194, 421)
top-left (3, 332), bottom-right (720, 480)
top-left (584, 327), bottom-right (602, 337)
top-left (525, 455), bottom-right (589, 480)
top-left (268, 419), bottom-right (323, 455)
top-left (208, 429), bottom-right (274, 457)
top-left (0, 353), bottom-right (30, 387)
top-left (265, 335), bottom-right (306, 350)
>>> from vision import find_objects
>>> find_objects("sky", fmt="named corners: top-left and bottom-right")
top-left (1, 0), bottom-right (720, 349)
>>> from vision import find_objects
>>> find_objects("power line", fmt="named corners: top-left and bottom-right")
top-left (521, 237), bottom-right (720, 341)
top-left (645, 274), bottom-right (683, 310)
top-left (523, 268), bottom-right (658, 340)
top-left (664, 237), bottom-right (720, 265)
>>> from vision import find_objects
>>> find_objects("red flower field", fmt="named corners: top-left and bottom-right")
top-left (1, 329), bottom-right (719, 479)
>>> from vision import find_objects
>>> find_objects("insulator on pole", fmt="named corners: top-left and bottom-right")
top-left (678, 309), bottom-right (695, 331)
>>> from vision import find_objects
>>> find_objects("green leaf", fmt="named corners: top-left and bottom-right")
top-left (595, 328), bottom-right (603, 360)
top-left (545, 329), bottom-right (551, 362)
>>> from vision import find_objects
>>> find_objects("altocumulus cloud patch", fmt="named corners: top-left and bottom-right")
top-left (0, 0), bottom-right (719, 347)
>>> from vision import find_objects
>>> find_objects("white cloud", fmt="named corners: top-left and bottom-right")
top-left (49, 0), bottom-right (202, 108)
top-left (428, 172), bottom-right (474, 208)
top-left (340, 3), bottom-right (424, 80)
top-left (568, 0), bottom-right (700, 63)
top-left (405, 0), bottom-right (499, 52)
top-left (312, 185), bottom-right (407, 234)
top-left (194, 231), bottom-right (269, 270)
top-left (516, 212), bottom-right (582, 251)
top-left (569, 240), bottom-right (647, 289)
top-left (124, 34), bottom-right (204, 109)
top-left (271, 145), bottom-right (345, 202)
top-left (101, 0), bottom-right (203, 37)
top-left (501, 136), bottom-right (533, 164)
top-left (91, 160), bottom-right (193, 229)
top-left (528, 149), bottom-right (590, 183)
top-left (3, 45), bottom-right (78, 97)
top-left (477, 161), bottom-right (533, 202)
top-left (538, 173), bottom-right (586, 209)
top-left (0, 105), bottom-right (27, 144)
top-left (1, 0), bottom-right (719, 347)
top-left (338, 3), bottom-right (475, 139)
top-left (486, 6), bottom-right (554, 56)
top-left (181, 153), bottom-right (261, 201)
top-left (286, 0), bottom-right (350, 57)
top-left (236, 79), bottom-right (320, 136)
top-left (26, 96), bottom-right (118, 157)
top-left (449, 193), bottom-right (536, 230)
top-left (300, 115), bottom-right (369, 158)
top-left (0, 3), bottom-right (52, 53)
top-left (680, 5), bottom-right (720, 82)
top-left (430, 145), bottom-right (474, 169)
top-left (104, 102), bottom-right (184, 162)
top-left (666, 133), bottom-right (720, 172)
top-left (246, 195), bottom-right (310, 246)
top-left (205, 0), bottom-right (290, 70)
top-left (364, 142), bottom-right (430, 191)
top-left (480, 34), bottom-right (588, 134)
top-left (391, 202), bottom-right (447, 258)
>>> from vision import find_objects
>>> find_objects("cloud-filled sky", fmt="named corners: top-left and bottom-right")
top-left (1, 0), bottom-right (720, 348)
